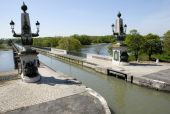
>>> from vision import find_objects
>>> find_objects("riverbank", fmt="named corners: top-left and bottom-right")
top-left (0, 64), bottom-right (111, 114)
top-left (86, 57), bottom-right (170, 92)
top-left (0, 44), bottom-right (11, 51)
top-left (0, 48), bottom-right (11, 51)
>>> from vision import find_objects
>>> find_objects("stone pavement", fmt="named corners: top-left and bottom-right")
top-left (85, 58), bottom-right (170, 78)
top-left (85, 58), bottom-right (170, 91)
top-left (143, 68), bottom-right (170, 83)
top-left (0, 65), bottom-right (110, 114)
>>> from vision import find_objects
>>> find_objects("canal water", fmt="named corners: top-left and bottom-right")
top-left (1, 50), bottom-right (170, 114)
top-left (0, 50), bottom-right (14, 72)
top-left (80, 43), bottom-right (111, 56)
top-left (38, 54), bottom-right (170, 114)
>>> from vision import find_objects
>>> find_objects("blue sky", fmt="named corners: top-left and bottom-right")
top-left (1, 0), bottom-right (170, 38)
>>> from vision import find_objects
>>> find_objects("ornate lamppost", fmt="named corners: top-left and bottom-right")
top-left (111, 12), bottom-right (129, 65)
top-left (10, 2), bottom-right (41, 82)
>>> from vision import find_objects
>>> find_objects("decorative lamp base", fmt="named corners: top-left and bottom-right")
top-left (112, 45), bottom-right (129, 66)
top-left (21, 74), bottom-right (41, 83)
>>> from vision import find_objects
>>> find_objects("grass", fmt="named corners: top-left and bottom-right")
top-left (129, 52), bottom-right (170, 62)
top-left (153, 53), bottom-right (170, 62)
top-left (128, 53), bottom-right (149, 61)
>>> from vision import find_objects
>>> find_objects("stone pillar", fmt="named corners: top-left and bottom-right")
top-left (10, 3), bottom-right (41, 82)
top-left (112, 46), bottom-right (129, 66)
top-left (112, 12), bottom-right (129, 66)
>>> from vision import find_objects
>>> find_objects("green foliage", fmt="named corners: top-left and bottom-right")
top-left (0, 39), bottom-right (4, 48)
top-left (91, 35), bottom-right (115, 44)
top-left (0, 39), bottom-right (9, 49)
top-left (71, 34), bottom-right (92, 45)
top-left (163, 30), bottom-right (170, 53)
top-left (107, 44), bottom-right (114, 56)
top-left (32, 35), bottom-right (115, 48)
top-left (124, 30), bottom-right (163, 61)
top-left (128, 53), bottom-right (149, 61)
top-left (33, 37), bottom-right (61, 47)
top-left (125, 33), bottom-right (144, 61)
top-left (0, 39), bottom-right (3, 45)
top-left (153, 53), bottom-right (170, 62)
top-left (57, 38), bottom-right (81, 51)
top-left (71, 34), bottom-right (115, 45)
top-left (130, 29), bottom-right (139, 35)
top-left (143, 33), bottom-right (162, 60)
top-left (0, 44), bottom-right (4, 49)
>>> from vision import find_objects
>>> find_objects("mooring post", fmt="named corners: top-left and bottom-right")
top-left (125, 75), bottom-right (127, 81)
top-left (131, 75), bottom-right (133, 83)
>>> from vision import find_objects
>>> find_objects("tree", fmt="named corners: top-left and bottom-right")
top-left (72, 34), bottom-right (91, 45)
top-left (91, 35), bottom-right (115, 44)
top-left (130, 29), bottom-right (139, 35)
top-left (143, 33), bottom-right (162, 60)
top-left (125, 34), bottom-right (144, 61)
top-left (33, 37), bottom-right (61, 47)
top-left (57, 38), bottom-right (81, 51)
top-left (163, 30), bottom-right (170, 53)
top-left (0, 39), bottom-right (4, 49)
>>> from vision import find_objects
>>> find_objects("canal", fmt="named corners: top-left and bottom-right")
top-left (80, 43), bottom-right (111, 56)
top-left (1, 50), bottom-right (170, 114)
top-left (0, 50), bottom-right (14, 72)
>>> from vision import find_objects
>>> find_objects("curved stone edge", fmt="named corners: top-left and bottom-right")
top-left (86, 88), bottom-right (111, 114)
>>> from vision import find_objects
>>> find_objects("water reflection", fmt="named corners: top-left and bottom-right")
top-left (0, 51), bottom-right (14, 72)
top-left (80, 43), bottom-right (111, 56)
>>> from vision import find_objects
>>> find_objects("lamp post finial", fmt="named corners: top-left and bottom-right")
top-left (21, 2), bottom-right (28, 13)
top-left (117, 11), bottom-right (121, 18)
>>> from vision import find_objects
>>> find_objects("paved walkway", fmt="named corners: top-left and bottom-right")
top-left (0, 65), bottom-right (110, 114)
top-left (86, 58), bottom-right (170, 78)
top-left (143, 69), bottom-right (170, 83)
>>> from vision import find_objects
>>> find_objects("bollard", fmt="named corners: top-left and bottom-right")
top-left (156, 59), bottom-right (159, 65)
top-left (107, 69), bottom-right (110, 75)
top-left (131, 76), bottom-right (133, 83)
top-left (125, 75), bottom-right (127, 81)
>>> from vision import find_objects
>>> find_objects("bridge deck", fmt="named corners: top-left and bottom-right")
top-left (0, 64), bottom-right (110, 114)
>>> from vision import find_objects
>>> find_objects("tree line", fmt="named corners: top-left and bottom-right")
top-left (123, 29), bottom-right (170, 62)
top-left (0, 35), bottom-right (115, 51)
top-left (1, 30), bottom-right (170, 62)
top-left (0, 39), bottom-right (10, 49)
top-left (32, 35), bottom-right (115, 51)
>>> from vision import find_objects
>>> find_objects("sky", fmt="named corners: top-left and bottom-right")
top-left (1, 0), bottom-right (170, 38)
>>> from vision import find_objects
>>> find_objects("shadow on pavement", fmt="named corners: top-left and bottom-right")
top-left (129, 63), bottom-right (162, 66)
top-left (36, 76), bottom-right (81, 86)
